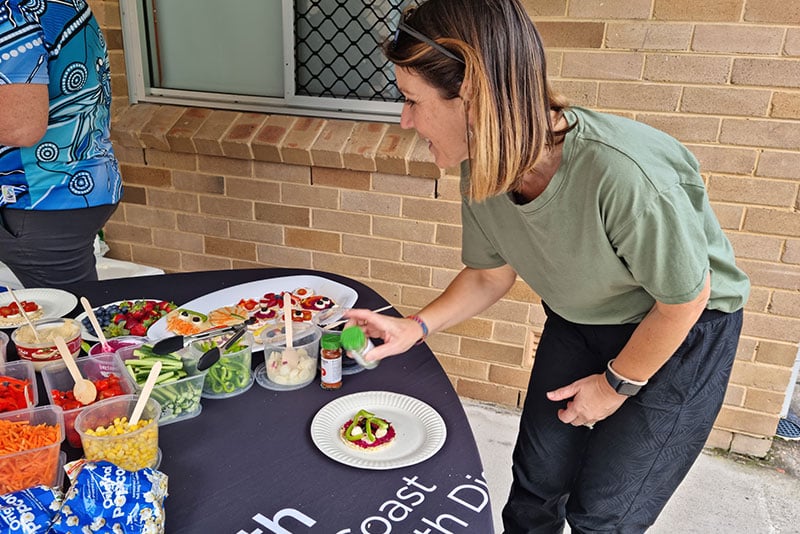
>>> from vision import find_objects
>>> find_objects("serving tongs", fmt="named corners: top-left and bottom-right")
top-left (197, 326), bottom-right (248, 370)
top-left (151, 318), bottom-right (254, 355)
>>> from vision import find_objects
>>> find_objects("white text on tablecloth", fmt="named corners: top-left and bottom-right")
top-left (236, 473), bottom-right (490, 534)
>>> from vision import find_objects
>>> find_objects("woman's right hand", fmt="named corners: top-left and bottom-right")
top-left (340, 310), bottom-right (423, 362)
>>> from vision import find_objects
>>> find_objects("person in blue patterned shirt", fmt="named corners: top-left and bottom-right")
top-left (0, 0), bottom-right (122, 287)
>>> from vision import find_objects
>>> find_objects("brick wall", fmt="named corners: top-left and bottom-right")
top-left (92, 0), bottom-right (800, 457)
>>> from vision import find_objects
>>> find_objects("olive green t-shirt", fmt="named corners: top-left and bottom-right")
top-left (461, 107), bottom-right (750, 324)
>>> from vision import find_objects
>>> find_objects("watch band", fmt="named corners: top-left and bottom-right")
top-left (605, 359), bottom-right (648, 396)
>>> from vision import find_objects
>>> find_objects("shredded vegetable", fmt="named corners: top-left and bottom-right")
top-left (0, 419), bottom-right (61, 493)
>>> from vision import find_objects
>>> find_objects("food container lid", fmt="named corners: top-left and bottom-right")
top-left (339, 326), bottom-right (365, 351)
top-left (320, 333), bottom-right (341, 351)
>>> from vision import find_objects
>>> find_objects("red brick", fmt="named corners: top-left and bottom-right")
top-left (644, 54), bottom-right (731, 84)
top-left (605, 23), bottom-right (693, 51)
top-left (252, 115), bottom-right (296, 162)
top-left (537, 22), bottom-right (605, 48)
top-left (692, 25), bottom-right (784, 55)
top-left (310, 120), bottom-right (356, 168)
top-left (597, 83), bottom-right (681, 111)
top-left (744, 0), bottom-right (800, 23)
top-left (167, 107), bottom-right (213, 153)
top-left (653, 0), bottom-right (744, 22)
top-left (562, 52), bottom-right (644, 81)
top-left (375, 124), bottom-right (414, 175)
top-left (343, 122), bottom-right (389, 171)
top-left (139, 106), bottom-right (184, 151)
top-left (719, 118), bottom-right (800, 151)
top-left (636, 114), bottom-right (720, 144)
top-left (520, 0), bottom-right (566, 17)
top-left (732, 58), bottom-right (800, 89)
top-left (568, 0), bottom-right (651, 19)
top-left (685, 144), bottom-right (757, 175)
top-left (221, 113), bottom-right (267, 160)
top-left (681, 87), bottom-right (771, 117)
top-left (281, 118), bottom-right (325, 166)
top-left (771, 92), bottom-right (800, 120)
top-left (112, 104), bottom-right (159, 148)
top-left (120, 164), bottom-right (172, 188)
top-left (312, 167), bottom-right (370, 190)
top-left (757, 151), bottom-right (800, 180)
top-left (193, 110), bottom-right (239, 156)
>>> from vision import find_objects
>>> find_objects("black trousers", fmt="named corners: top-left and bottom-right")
top-left (0, 204), bottom-right (118, 288)
top-left (502, 305), bottom-right (743, 534)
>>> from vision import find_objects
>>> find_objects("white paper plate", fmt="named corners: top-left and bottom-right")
top-left (310, 391), bottom-right (446, 470)
top-left (146, 276), bottom-right (358, 348)
top-left (0, 288), bottom-right (78, 329)
top-left (75, 299), bottom-right (167, 342)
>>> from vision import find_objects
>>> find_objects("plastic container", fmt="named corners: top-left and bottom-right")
top-left (187, 331), bottom-right (255, 398)
top-left (0, 405), bottom-right (65, 493)
top-left (0, 330), bottom-right (7, 364)
top-left (88, 335), bottom-right (148, 356)
top-left (340, 326), bottom-right (378, 370)
top-left (0, 359), bottom-right (38, 413)
top-left (75, 394), bottom-right (160, 471)
top-left (41, 353), bottom-right (136, 448)
top-left (261, 325), bottom-right (321, 389)
top-left (117, 343), bottom-right (206, 426)
top-left (12, 318), bottom-right (81, 371)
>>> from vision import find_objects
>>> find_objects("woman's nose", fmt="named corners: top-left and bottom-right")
top-left (399, 105), bottom-right (413, 129)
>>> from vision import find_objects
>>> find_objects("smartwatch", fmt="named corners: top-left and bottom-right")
top-left (605, 359), bottom-right (648, 396)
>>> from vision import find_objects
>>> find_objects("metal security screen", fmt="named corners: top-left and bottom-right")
top-left (294, 0), bottom-right (419, 102)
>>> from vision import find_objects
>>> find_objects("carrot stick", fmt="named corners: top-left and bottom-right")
top-left (0, 419), bottom-right (61, 493)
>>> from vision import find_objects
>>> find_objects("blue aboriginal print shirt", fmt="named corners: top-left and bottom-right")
top-left (0, 0), bottom-right (121, 210)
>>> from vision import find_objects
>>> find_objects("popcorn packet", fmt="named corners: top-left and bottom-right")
top-left (0, 485), bottom-right (62, 533)
top-left (49, 460), bottom-right (168, 533)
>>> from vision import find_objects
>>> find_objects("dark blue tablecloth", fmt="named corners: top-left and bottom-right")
top-left (60, 268), bottom-right (495, 534)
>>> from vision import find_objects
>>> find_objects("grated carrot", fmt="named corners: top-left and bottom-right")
top-left (0, 419), bottom-right (61, 493)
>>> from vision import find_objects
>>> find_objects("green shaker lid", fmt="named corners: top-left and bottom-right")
top-left (320, 333), bottom-right (342, 350)
top-left (339, 326), bottom-right (365, 350)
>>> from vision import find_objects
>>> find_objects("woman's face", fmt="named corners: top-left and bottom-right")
top-left (396, 67), bottom-right (469, 169)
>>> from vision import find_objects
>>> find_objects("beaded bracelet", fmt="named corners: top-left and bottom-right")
top-left (407, 315), bottom-right (429, 345)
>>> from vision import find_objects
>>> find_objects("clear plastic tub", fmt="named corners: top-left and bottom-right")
top-left (0, 404), bottom-right (65, 493)
top-left (88, 335), bottom-right (148, 356)
top-left (0, 330), bottom-right (7, 364)
top-left (258, 325), bottom-right (321, 390)
top-left (75, 394), bottom-right (160, 472)
top-left (12, 318), bottom-right (81, 371)
top-left (41, 353), bottom-right (136, 448)
top-left (117, 344), bottom-right (206, 426)
top-left (0, 359), bottom-right (38, 413)
top-left (187, 332), bottom-right (255, 399)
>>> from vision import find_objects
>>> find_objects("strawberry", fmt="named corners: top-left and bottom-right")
top-left (112, 313), bottom-right (126, 324)
top-left (128, 322), bottom-right (147, 337)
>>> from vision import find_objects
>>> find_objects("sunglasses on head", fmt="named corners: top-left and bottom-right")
top-left (393, 8), bottom-right (465, 65)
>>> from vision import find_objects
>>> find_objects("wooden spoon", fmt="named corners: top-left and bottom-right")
top-left (282, 292), bottom-right (300, 367)
top-left (8, 288), bottom-right (40, 342)
top-left (130, 360), bottom-right (162, 426)
top-left (80, 297), bottom-right (112, 352)
top-left (54, 336), bottom-right (97, 405)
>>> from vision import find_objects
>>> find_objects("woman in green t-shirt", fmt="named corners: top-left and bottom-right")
top-left (345, 0), bottom-right (750, 532)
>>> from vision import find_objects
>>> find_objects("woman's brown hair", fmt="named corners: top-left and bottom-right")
top-left (384, 0), bottom-right (569, 202)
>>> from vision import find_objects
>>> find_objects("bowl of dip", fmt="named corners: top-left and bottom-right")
top-left (12, 318), bottom-right (81, 372)
top-left (87, 335), bottom-right (148, 356)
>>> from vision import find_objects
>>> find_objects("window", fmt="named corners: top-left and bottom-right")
top-left (120, 0), bottom-right (415, 121)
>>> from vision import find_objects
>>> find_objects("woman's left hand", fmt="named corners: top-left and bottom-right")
top-left (546, 374), bottom-right (626, 428)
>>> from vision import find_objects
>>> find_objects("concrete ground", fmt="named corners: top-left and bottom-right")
top-left (462, 396), bottom-right (800, 534)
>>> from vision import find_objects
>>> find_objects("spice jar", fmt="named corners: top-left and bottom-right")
top-left (340, 326), bottom-right (378, 370)
top-left (320, 333), bottom-right (343, 390)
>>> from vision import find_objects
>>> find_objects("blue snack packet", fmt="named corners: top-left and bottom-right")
top-left (0, 485), bottom-right (62, 533)
top-left (48, 461), bottom-right (168, 533)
